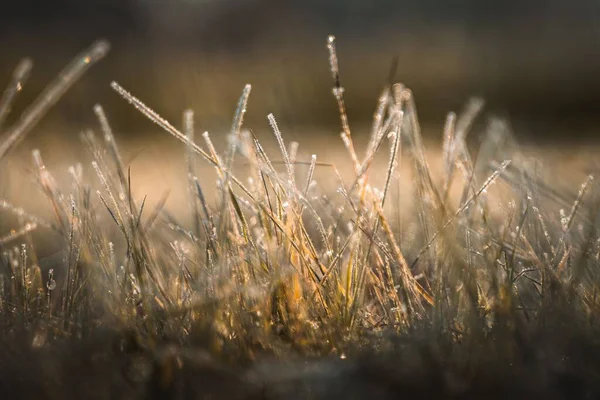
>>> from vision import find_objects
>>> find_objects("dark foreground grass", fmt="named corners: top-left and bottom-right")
top-left (1, 37), bottom-right (600, 399)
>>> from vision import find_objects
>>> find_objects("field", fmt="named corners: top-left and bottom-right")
top-left (1, 38), bottom-right (600, 399)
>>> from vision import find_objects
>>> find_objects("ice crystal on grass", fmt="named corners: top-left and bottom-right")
top-left (0, 35), bottom-right (599, 399)
top-left (0, 40), bottom-right (109, 160)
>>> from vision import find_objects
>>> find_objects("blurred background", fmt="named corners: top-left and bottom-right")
top-left (1, 0), bottom-right (600, 145)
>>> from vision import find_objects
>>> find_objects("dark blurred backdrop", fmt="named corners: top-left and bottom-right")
top-left (1, 0), bottom-right (600, 143)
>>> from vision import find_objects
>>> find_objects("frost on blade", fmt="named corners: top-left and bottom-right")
top-left (110, 81), bottom-right (217, 168)
top-left (0, 58), bottom-right (33, 132)
top-left (0, 40), bottom-right (110, 161)
top-left (268, 113), bottom-right (296, 195)
top-left (227, 85), bottom-right (252, 160)
top-left (223, 85), bottom-right (252, 190)
top-left (327, 35), bottom-right (359, 171)
top-left (412, 159), bottom-right (512, 267)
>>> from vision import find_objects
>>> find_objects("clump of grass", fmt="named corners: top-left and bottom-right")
top-left (1, 37), bottom-right (600, 398)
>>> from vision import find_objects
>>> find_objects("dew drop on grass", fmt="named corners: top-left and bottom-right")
top-left (46, 278), bottom-right (56, 291)
top-left (560, 208), bottom-right (568, 230)
top-left (46, 268), bottom-right (56, 291)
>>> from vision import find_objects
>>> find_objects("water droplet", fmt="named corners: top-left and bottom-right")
top-left (46, 269), bottom-right (56, 291)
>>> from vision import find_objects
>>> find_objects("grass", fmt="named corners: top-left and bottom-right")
top-left (1, 36), bottom-right (600, 399)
